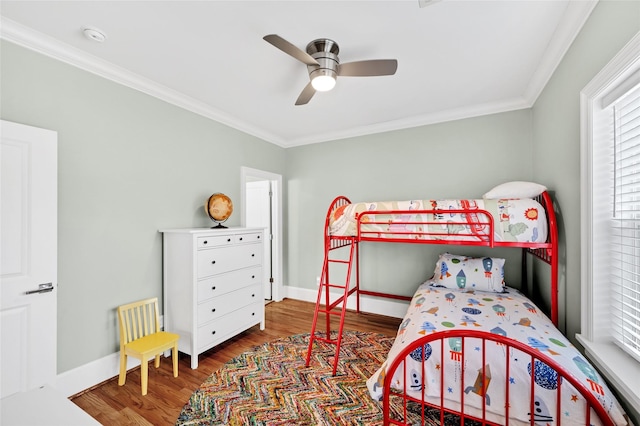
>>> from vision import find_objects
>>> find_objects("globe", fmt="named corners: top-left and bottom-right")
top-left (205, 193), bottom-right (233, 228)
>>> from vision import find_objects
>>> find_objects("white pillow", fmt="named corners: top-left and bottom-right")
top-left (483, 181), bottom-right (547, 199)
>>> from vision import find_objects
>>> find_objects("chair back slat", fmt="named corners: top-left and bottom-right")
top-left (140, 305), bottom-right (147, 337)
top-left (124, 311), bottom-right (132, 343)
top-left (117, 297), bottom-right (161, 346)
top-left (135, 305), bottom-right (143, 340)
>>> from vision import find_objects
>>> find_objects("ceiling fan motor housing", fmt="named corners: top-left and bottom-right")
top-left (306, 39), bottom-right (339, 89)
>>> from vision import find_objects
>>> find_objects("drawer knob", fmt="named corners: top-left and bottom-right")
top-left (212, 286), bottom-right (216, 290)
top-left (211, 260), bottom-right (216, 264)
top-left (257, 235), bottom-right (261, 239)
top-left (252, 312), bottom-right (255, 316)
top-left (211, 308), bottom-right (216, 312)
top-left (239, 237), bottom-right (243, 241)
top-left (252, 275), bottom-right (255, 279)
top-left (252, 294), bottom-right (255, 297)
top-left (227, 238), bottom-right (231, 242)
top-left (211, 331), bottom-right (216, 335)
top-left (203, 240), bottom-right (208, 245)
top-left (251, 254), bottom-right (255, 257)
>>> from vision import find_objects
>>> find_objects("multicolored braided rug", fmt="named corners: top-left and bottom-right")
top-left (176, 331), bottom-right (405, 425)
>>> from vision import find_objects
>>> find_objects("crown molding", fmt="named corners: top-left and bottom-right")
top-left (523, 1), bottom-right (598, 104)
top-left (282, 96), bottom-right (531, 148)
top-left (0, 17), bottom-right (288, 147)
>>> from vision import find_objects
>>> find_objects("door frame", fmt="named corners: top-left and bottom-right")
top-left (240, 167), bottom-right (283, 302)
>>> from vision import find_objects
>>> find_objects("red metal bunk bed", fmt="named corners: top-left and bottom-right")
top-left (304, 191), bottom-right (628, 425)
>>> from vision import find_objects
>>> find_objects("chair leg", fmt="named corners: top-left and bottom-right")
top-left (154, 354), bottom-right (161, 369)
top-left (118, 351), bottom-right (127, 386)
top-left (140, 357), bottom-right (149, 396)
top-left (172, 344), bottom-right (179, 378)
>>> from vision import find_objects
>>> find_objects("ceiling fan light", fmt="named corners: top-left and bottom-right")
top-left (311, 75), bottom-right (336, 92)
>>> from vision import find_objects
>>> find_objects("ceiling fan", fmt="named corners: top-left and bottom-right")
top-left (263, 34), bottom-right (398, 106)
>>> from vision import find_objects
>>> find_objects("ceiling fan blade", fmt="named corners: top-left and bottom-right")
top-left (338, 59), bottom-right (398, 77)
top-left (263, 34), bottom-right (319, 66)
top-left (295, 82), bottom-right (316, 106)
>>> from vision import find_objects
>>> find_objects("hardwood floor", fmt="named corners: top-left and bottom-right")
top-left (70, 298), bottom-right (402, 425)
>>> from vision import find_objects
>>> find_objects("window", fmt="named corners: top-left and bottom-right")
top-left (611, 84), bottom-right (640, 362)
top-left (579, 32), bottom-right (640, 411)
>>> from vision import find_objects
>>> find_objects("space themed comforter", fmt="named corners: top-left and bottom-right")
top-left (328, 198), bottom-right (548, 243)
top-left (366, 282), bottom-right (628, 425)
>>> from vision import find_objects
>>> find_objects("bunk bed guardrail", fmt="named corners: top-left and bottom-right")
top-left (382, 329), bottom-right (615, 426)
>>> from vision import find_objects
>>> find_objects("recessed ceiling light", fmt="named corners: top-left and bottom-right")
top-left (83, 27), bottom-right (107, 43)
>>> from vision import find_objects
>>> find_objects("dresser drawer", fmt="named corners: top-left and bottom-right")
top-left (197, 301), bottom-right (263, 350)
top-left (197, 243), bottom-right (262, 277)
top-left (197, 283), bottom-right (261, 324)
top-left (197, 235), bottom-right (233, 249)
top-left (234, 232), bottom-right (263, 245)
top-left (197, 266), bottom-right (261, 302)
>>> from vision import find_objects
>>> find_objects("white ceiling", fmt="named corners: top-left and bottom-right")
top-left (0, 1), bottom-right (596, 148)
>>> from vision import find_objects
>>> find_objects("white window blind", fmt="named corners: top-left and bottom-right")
top-left (611, 84), bottom-right (640, 362)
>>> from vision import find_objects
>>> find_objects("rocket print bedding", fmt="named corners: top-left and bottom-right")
top-left (366, 282), bottom-right (628, 425)
top-left (328, 198), bottom-right (548, 243)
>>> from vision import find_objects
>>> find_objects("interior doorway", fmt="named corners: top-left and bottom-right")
top-left (240, 167), bottom-right (283, 302)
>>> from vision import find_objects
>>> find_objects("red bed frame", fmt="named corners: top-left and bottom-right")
top-left (304, 192), bottom-right (618, 425)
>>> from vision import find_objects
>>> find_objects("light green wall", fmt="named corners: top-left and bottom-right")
top-left (1, 40), bottom-right (286, 373)
top-left (286, 110), bottom-right (534, 297)
top-left (532, 1), bottom-right (640, 345)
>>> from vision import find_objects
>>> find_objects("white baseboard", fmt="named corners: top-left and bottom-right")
top-left (56, 289), bottom-right (408, 397)
top-left (55, 315), bottom-right (166, 397)
top-left (55, 352), bottom-right (145, 398)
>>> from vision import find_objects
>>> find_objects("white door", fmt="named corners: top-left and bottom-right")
top-left (1, 120), bottom-right (57, 398)
top-left (241, 167), bottom-right (282, 302)
top-left (246, 180), bottom-right (272, 299)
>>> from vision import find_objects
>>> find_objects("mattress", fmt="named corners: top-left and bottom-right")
top-left (329, 198), bottom-right (548, 243)
top-left (366, 282), bottom-right (628, 425)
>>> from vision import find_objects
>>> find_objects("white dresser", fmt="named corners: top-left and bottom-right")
top-left (160, 227), bottom-right (266, 369)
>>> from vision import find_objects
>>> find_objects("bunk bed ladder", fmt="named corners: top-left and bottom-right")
top-left (305, 238), bottom-right (357, 376)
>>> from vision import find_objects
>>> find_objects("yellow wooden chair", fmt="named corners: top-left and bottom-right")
top-left (117, 297), bottom-right (179, 395)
